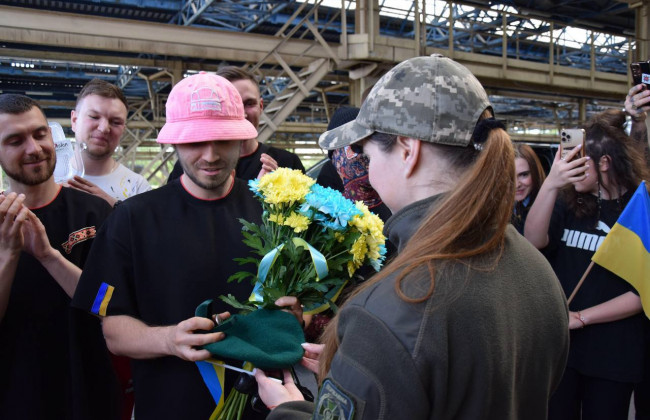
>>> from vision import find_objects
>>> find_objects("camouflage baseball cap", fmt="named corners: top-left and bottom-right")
top-left (319, 54), bottom-right (492, 149)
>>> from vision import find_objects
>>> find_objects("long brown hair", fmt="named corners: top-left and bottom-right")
top-left (514, 143), bottom-right (545, 202)
top-left (513, 143), bottom-right (546, 226)
top-left (318, 112), bottom-right (515, 379)
top-left (563, 109), bottom-right (649, 218)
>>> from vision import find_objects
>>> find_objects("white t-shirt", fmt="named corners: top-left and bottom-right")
top-left (84, 163), bottom-right (151, 200)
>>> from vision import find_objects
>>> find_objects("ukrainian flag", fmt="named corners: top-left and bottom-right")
top-left (592, 181), bottom-right (650, 319)
top-left (195, 360), bottom-right (225, 419)
top-left (91, 282), bottom-right (114, 316)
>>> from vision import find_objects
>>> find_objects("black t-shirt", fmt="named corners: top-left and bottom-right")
top-left (0, 186), bottom-right (118, 420)
top-left (237, 142), bottom-right (305, 181)
top-left (544, 190), bottom-right (645, 383)
top-left (512, 198), bottom-right (532, 235)
top-left (167, 142), bottom-right (305, 184)
top-left (72, 178), bottom-right (265, 420)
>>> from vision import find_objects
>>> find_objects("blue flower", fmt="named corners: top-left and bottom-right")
top-left (369, 244), bottom-right (388, 271)
top-left (248, 178), bottom-right (263, 199)
top-left (302, 184), bottom-right (362, 231)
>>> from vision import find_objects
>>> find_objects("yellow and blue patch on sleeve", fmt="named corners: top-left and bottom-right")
top-left (91, 282), bottom-right (115, 316)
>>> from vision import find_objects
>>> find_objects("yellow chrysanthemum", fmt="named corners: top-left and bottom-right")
top-left (257, 168), bottom-right (315, 207)
top-left (350, 202), bottom-right (384, 234)
top-left (348, 202), bottom-right (385, 263)
top-left (283, 212), bottom-right (311, 233)
top-left (350, 235), bottom-right (368, 266)
top-left (334, 232), bottom-right (345, 243)
top-left (268, 213), bottom-right (285, 225)
top-left (347, 261), bottom-right (357, 278)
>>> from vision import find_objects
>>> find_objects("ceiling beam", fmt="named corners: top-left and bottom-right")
top-left (0, 5), bottom-right (337, 67)
top-left (47, 118), bottom-right (327, 134)
top-left (0, 48), bottom-right (176, 68)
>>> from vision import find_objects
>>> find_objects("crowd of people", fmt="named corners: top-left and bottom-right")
top-left (1, 56), bottom-right (648, 420)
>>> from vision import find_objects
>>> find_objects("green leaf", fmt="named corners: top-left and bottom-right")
top-left (227, 271), bottom-right (256, 284)
top-left (239, 218), bottom-right (260, 232)
top-left (310, 283), bottom-right (329, 292)
top-left (261, 287), bottom-right (286, 302)
top-left (242, 233), bottom-right (263, 252)
top-left (317, 277), bottom-right (347, 286)
top-left (233, 257), bottom-right (260, 267)
top-left (328, 299), bottom-right (340, 313)
top-left (218, 294), bottom-right (257, 312)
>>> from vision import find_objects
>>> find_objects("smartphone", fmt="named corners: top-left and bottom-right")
top-left (560, 128), bottom-right (585, 161)
top-left (630, 61), bottom-right (650, 87)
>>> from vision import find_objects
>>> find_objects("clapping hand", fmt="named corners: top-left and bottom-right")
top-left (0, 193), bottom-right (28, 256)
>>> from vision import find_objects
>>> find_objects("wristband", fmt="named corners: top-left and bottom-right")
top-left (577, 311), bottom-right (587, 328)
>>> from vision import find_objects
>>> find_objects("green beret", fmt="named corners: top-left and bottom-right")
top-left (195, 300), bottom-right (305, 369)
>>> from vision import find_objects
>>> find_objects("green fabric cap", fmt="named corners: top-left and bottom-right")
top-left (195, 300), bottom-right (305, 369)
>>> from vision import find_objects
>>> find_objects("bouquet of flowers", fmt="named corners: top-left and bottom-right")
top-left (221, 167), bottom-right (387, 314)
top-left (207, 168), bottom-right (386, 420)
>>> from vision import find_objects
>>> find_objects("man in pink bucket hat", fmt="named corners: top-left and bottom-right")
top-left (157, 71), bottom-right (258, 198)
top-left (72, 72), bottom-right (268, 420)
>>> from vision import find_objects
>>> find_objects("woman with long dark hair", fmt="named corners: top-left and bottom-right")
top-left (525, 109), bottom-right (649, 420)
top-left (255, 55), bottom-right (569, 420)
top-left (512, 143), bottom-right (546, 233)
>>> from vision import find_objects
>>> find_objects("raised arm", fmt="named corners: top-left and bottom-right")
top-left (625, 83), bottom-right (650, 152)
top-left (524, 146), bottom-right (589, 248)
top-left (102, 313), bottom-right (227, 361)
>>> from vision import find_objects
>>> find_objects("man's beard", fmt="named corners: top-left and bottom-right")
top-left (179, 158), bottom-right (237, 192)
top-left (3, 153), bottom-right (56, 186)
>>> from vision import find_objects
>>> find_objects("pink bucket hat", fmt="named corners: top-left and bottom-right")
top-left (157, 72), bottom-right (258, 144)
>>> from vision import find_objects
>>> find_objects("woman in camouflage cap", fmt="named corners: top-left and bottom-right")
top-left (255, 55), bottom-right (569, 420)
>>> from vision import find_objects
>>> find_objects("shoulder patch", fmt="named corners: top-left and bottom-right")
top-left (312, 378), bottom-right (355, 420)
top-left (91, 282), bottom-right (115, 316)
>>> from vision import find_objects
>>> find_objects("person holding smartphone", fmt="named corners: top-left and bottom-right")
top-left (525, 108), bottom-right (649, 420)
